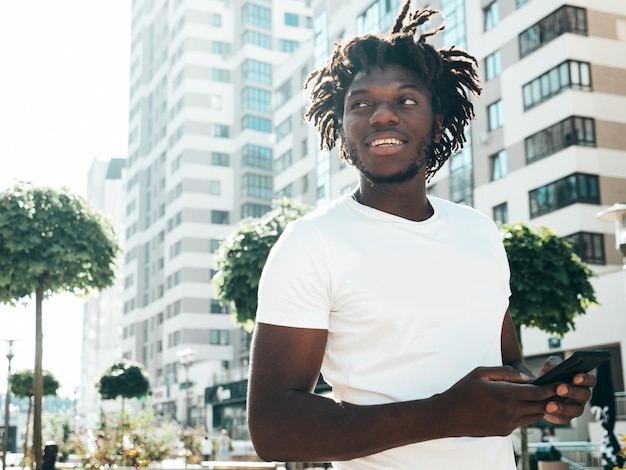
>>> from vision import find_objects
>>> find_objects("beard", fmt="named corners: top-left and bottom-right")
top-left (340, 129), bottom-right (434, 185)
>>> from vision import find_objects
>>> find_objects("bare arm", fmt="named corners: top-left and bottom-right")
top-left (247, 322), bottom-right (554, 463)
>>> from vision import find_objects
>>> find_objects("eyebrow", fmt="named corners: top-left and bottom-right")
top-left (346, 83), bottom-right (425, 98)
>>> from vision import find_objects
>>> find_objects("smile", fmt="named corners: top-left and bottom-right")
top-left (369, 137), bottom-right (404, 147)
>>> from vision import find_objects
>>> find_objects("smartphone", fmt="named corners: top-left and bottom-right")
top-left (531, 350), bottom-right (610, 385)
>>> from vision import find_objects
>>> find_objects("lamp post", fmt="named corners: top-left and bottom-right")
top-left (2, 340), bottom-right (15, 470)
top-left (176, 348), bottom-right (195, 427)
top-left (596, 202), bottom-right (626, 296)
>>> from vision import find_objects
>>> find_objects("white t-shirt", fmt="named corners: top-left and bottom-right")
top-left (256, 195), bottom-right (515, 469)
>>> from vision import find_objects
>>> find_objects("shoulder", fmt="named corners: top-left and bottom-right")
top-left (430, 196), bottom-right (499, 229)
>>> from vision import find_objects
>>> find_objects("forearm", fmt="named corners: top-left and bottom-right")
top-left (248, 390), bottom-right (445, 462)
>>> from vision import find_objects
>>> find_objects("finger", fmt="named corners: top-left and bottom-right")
top-left (572, 372), bottom-right (596, 387)
top-left (544, 399), bottom-right (586, 423)
top-left (477, 366), bottom-right (532, 383)
top-left (555, 383), bottom-right (592, 404)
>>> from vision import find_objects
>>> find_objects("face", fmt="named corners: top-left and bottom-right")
top-left (341, 64), bottom-right (442, 185)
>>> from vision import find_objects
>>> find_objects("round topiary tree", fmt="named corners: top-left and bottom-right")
top-left (9, 369), bottom-right (60, 463)
top-left (96, 359), bottom-right (152, 428)
top-left (500, 222), bottom-right (597, 470)
top-left (0, 182), bottom-right (121, 470)
top-left (212, 198), bottom-right (311, 332)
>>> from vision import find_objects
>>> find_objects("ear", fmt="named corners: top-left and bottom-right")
top-left (432, 114), bottom-right (444, 143)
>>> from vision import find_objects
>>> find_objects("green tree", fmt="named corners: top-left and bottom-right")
top-left (501, 222), bottom-right (597, 470)
top-left (96, 359), bottom-right (152, 428)
top-left (0, 182), bottom-right (121, 470)
top-left (501, 222), bottom-right (597, 342)
top-left (9, 369), bottom-right (60, 462)
top-left (213, 198), bottom-right (311, 331)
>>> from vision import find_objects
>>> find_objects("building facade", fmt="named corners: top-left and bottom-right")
top-left (79, 158), bottom-right (126, 424)
top-left (116, 0), bottom-right (626, 444)
top-left (121, 0), bottom-right (313, 435)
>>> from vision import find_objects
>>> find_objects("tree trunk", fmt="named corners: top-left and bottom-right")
top-left (32, 285), bottom-right (44, 470)
top-left (515, 323), bottom-right (530, 470)
top-left (21, 398), bottom-right (33, 468)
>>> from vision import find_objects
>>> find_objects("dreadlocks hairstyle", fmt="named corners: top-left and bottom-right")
top-left (303, 1), bottom-right (482, 181)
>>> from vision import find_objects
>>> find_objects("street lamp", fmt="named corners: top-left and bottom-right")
top-left (176, 348), bottom-right (196, 427)
top-left (596, 202), bottom-right (626, 296)
top-left (2, 340), bottom-right (15, 470)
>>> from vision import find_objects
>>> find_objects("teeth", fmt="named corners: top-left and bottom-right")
top-left (371, 138), bottom-right (402, 147)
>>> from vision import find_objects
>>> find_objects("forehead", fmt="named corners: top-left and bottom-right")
top-left (346, 63), bottom-right (430, 96)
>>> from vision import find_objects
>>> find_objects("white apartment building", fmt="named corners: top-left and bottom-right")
top-left (79, 158), bottom-right (126, 425)
top-left (121, 0), bottom-right (313, 434)
top-left (275, 0), bottom-right (626, 444)
top-left (117, 0), bottom-right (625, 444)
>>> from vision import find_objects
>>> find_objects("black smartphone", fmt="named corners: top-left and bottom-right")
top-left (531, 350), bottom-right (610, 385)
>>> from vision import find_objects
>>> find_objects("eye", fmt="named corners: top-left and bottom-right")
top-left (398, 96), bottom-right (419, 105)
top-left (350, 100), bottom-right (370, 109)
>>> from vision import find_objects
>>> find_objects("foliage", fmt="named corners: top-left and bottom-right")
top-left (9, 369), bottom-right (60, 465)
top-left (0, 182), bottom-right (122, 470)
top-left (42, 413), bottom-right (87, 462)
top-left (179, 428), bottom-right (202, 464)
top-left (500, 222), bottom-right (597, 470)
top-left (9, 369), bottom-right (60, 398)
top-left (500, 222), bottom-right (597, 338)
top-left (96, 359), bottom-right (152, 401)
top-left (213, 198), bottom-right (311, 331)
top-left (83, 408), bottom-right (174, 469)
top-left (0, 182), bottom-right (121, 302)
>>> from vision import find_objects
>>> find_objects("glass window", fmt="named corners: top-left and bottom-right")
top-left (565, 232), bottom-right (605, 265)
top-left (211, 299), bottom-right (228, 314)
top-left (275, 149), bottom-right (293, 173)
top-left (241, 174), bottom-right (273, 200)
top-left (242, 87), bottom-right (272, 113)
top-left (243, 144), bottom-right (272, 170)
top-left (488, 100), bottom-right (503, 131)
top-left (525, 116), bottom-right (596, 163)
top-left (211, 210), bottom-right (230, 225)
top-left (242, 30), bottom-right (271, 48)
top-left (213, 124), bottom-right (229, 138)
top-left (275, 80), bottom-right (292, 109)
top-left (241, 203), bottom-right (271, 218)
top-left (484, 2), bottom-right (499, 31)
top-left (242, 59), bottom-right (272, 85)
top-left (279, 39), bottom-right (299, 52)
top-left (275, 117), bottom-right (292, 140)
top-left (529, 173), bottom-right (599, 218)
top-left (522, 60), bottom-right (591, 110)
top-left (209, 329), bottom-right (230, 345)
top-left (242, 115), bottom-right (272, 133)
top-left (212, 68), bottom-right (230, 82)
top-left (285, 12), bottom-right (298, 26)
top-left (242, 3), bottom-right (271, 29)
top-left (211, 152), bottom-right (229, 167)
top-left (493, 203), bottom-right (508, 224)
top-left (485, 50), bottom-right (501, 81)
top-left (490, 150), bottom-right (507, 181)
top-left (519, 6), bottom-right (587, 58)
top-left (212, 41), bottom-right (230, 55)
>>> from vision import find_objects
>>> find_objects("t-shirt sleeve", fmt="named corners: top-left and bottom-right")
top-left (256, 218), bottom-right (331, 330)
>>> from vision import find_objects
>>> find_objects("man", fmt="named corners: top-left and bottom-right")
top-left (247, 4), bottom-right (595, 469)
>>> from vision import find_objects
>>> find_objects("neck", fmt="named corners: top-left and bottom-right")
top-left (353, 180), bottom-right (433, 222)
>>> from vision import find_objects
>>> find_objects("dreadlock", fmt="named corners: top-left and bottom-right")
top-left (303, 2), bottom-right (482, 181)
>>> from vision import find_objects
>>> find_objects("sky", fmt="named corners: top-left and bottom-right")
top-left (0, 1), bottom-right (131, 397)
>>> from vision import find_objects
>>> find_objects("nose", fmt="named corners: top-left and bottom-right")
top-left (369, 101), bottom-right (399, 126)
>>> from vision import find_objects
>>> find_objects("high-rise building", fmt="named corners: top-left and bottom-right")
top-left (80, 158), bottom-right (126, 423)
top-left (122, 0), bottom-right (314, 432)
top-left (276, 0), bottom-right (626, 443)
top-left (120, 0), bottom-right (625, 443)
